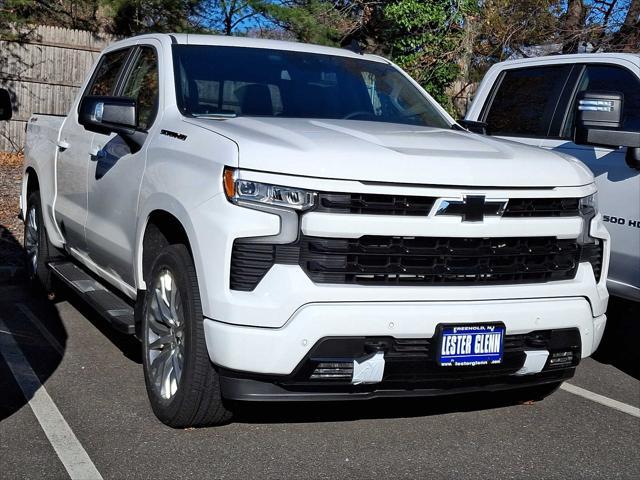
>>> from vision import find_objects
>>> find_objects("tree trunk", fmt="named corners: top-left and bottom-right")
top-left (562, 0), bottom-right (585, 53)
top-left (611, 0), bottom-right (640, 51)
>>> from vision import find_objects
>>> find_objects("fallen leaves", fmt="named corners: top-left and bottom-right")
top-left (0, 151), bottom-right (25, 269)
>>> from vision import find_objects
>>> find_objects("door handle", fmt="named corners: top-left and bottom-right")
top-left (89, 146), bottom-right (105, 158)
top-left (57, 140), bottom-right (70, 151)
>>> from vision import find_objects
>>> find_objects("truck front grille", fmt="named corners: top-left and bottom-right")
top-left (230, 235), bottom-right (586, 290)
top-left (316, 193), bottom-right (580, 217)
top-left (299, 235), bottom-right (580, 285)
top-left (316, 193), bottom-right (436, 216)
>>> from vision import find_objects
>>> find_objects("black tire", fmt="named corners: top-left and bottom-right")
top-left (141, 243), bottom-right (232, 427)
top-left (24, 191), bottom-right (54, 292)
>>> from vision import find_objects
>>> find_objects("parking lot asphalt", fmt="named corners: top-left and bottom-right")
top-left (0, 282), bottom-right (639, 480)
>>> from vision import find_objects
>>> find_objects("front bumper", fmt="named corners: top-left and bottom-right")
top-left (204, 297), bottom-right (607, 376)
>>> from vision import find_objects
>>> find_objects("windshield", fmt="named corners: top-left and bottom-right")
top-left (172, 45), bottom-right (451, 128)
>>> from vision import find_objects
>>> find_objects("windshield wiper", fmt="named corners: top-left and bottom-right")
top-left (192, 111), bottom-right (238, 119)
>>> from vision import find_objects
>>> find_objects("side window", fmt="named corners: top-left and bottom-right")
top-left (121, 47), bottom-right (159, 131)
top-left (563, 65), bottom-right (640, 137)
top-left (86, 49), bottom-right (130, 96)
top-left (483, 65), bottom-right (572, 137)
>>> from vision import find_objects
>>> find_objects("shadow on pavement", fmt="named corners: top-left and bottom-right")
top-left (0, 225), bottom-right (68, 422)
top-left (593, 296), bottom-right (640, 380)
top-left (54, 283), bottom-right (142, 364)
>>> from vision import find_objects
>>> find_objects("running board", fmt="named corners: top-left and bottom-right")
top-left (48, 261), bottom-right (136, 334)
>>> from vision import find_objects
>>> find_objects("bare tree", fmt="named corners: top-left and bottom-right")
top-left (611, 0), bottom-right (640, 51)
top-left (198, 0), bottom-right (264, 35)
top-left (562, 0), bottom-right (586, 53)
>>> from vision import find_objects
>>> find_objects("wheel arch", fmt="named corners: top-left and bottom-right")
top-left (22, 167), bottom-right (39, 220)
top-left (22, 166), bottom-right (65, 249)
top-left (135, 195), bottom-right (203, 294)
top-left (25, 166), bottom-right (40, 200)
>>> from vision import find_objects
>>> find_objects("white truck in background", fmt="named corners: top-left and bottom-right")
top-left (0, 35), bottom-right (610, 428)
top-left (464, 53), bottom-right (640, 302)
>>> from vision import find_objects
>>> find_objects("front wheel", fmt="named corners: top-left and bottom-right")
top-left (141, 244), bottom-right (232, 427)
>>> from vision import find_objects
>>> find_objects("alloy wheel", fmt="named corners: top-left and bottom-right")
top-left (24, 205), bottom-right (39, 277)
top-left (145, 269), bottom-right (185, 401)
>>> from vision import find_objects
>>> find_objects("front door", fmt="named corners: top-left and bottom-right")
top-left (86, 45), bottom-right (160, 287)
top-left (55, 47), bottom-right (132, 255)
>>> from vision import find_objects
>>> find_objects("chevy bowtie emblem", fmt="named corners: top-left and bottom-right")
top-left (436, 195), bottom-right (507, 222)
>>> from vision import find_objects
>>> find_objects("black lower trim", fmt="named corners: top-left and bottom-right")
top-left (217, 328), bottom-right (581, 401)
top-left (220, 369), bottom-right (574, 402)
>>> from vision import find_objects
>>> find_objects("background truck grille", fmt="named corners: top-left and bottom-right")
top-left (299, 235), bottom-right (581, 285)
top-left (315, 193), bottom-right (580, 217)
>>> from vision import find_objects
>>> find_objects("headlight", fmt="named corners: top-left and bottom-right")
top-left (578, 193), bottom-right (598, 244)
top-left (578, 194), bottom-right (603, 282)
top-left (579, 193), bottom-right (597, 216)
top-left (223, 167), bottom-right (316, 211)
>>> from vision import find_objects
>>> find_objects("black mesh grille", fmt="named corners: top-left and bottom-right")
top-left (316, 192), bottom-right (580, 217)
top-left (502, 198), bottom-right (580, 217)
top-left (316, 193), bottom-right (436, 216)
top-left (299, 235), bottom-right (581, 285)
top-left (293, 329), bottom-right (581, 383)
top-left (230, 236), bottom-right (601, 290)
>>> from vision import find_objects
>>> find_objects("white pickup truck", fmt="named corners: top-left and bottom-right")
top-left (5, 34), bottom-right (610, 427)
top-left (464, 53), bottom-right (639, 302)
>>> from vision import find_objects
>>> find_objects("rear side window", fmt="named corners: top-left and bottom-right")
top-left (483, 65), bottom-right (572, 137)
top-left (86, 49), bottom-right (130, 96)
top-left (563, 64), bottom-right (640, 137)
top-left (121, 47), bottom-right (159, 131)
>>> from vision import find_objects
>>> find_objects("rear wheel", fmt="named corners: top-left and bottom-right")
top-left (141, 244), bottom-right (232, 427)
top-left (24, 191), bottom-right (54, 291)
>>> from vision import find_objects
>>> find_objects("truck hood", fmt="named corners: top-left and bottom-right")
top-left (186, 117), bottom-right (593, 188)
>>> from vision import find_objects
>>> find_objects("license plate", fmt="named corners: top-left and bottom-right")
top-left (437, 324), bottom-right (505, 367)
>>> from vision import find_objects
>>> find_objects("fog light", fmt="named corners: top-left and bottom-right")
top-left (548, 351), bottom-right (574, 368)
top-left (310, 361), bottom-right (353, 380)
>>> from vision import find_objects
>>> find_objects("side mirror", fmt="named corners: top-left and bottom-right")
top-left (574, 90), bottom-right (640, 149)
top-left (458, 119), bottom-right (488, 135)
top-left (0, 88), bottom-right (12, 121)
top-left (79, 96), bottom-right (137, 135)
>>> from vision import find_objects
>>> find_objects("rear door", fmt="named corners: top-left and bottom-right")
top-left (478, 65), bottom-right (575, 148)
top-left (85, 44), bottom-right (161, 288)
top-left (540, 63), bottom-right (640, 297)
top-left (56, 47), bottom-right (132, 254)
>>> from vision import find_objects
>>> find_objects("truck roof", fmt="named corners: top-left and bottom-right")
top-left (492, 52), bottom-right (640, 69)
top-left (105, 33), bottom-right (390, 64)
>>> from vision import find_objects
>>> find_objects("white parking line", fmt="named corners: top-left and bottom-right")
top-left (17, 303), bottom-right (64, 356)
top-left (0, 317), bottom-right (103, 480)
top-left (561, 382), bottom-right (640, 418)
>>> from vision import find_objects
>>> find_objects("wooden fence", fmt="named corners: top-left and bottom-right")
top-left (0, 25), bottom-right (117, 151)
